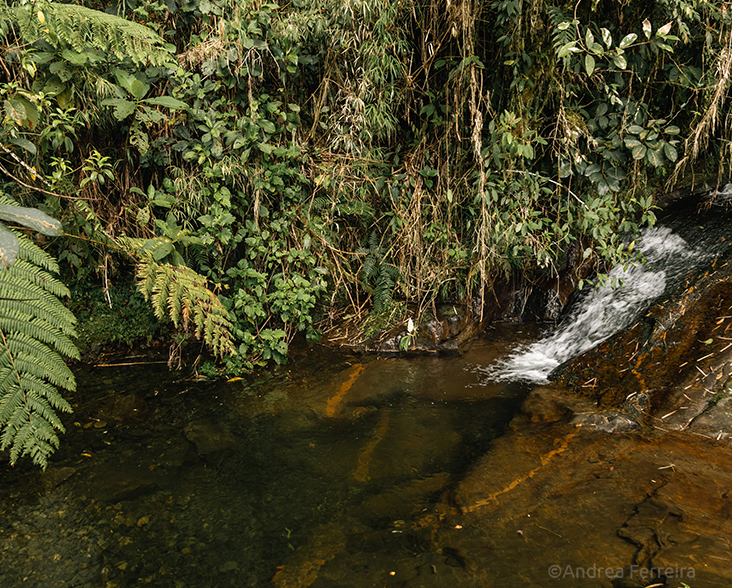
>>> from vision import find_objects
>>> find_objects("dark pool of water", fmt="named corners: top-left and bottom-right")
top-left (0, 326), bottom-right (541, 588)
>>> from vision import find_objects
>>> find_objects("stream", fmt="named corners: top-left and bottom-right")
top-left (0, 332), bottom-right (539, 588)
top-left (1, 197), bottom-right (732, 587)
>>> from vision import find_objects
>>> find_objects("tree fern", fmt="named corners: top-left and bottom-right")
top-left (136, 257), bottom-right (236, 359)
top-left (6, 1), bottom-right (172, 66)
top-left (0, 232), bottom-right (78, 469)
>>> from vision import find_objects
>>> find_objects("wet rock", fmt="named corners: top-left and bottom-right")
top-left (510, 385), bottom-right (596, 429)
top-left (183, 420), bottom-right (238, 455)
top-left (688, 396), bottom-right (732, 440)
top-left (439, 424), bottom-right (732, 587)
top-left (341, 405), bottom-right (378, 419)
top-left (553, 235), bottom-right (732, 428)
top-left (573, 411), bottom-right (640, 433)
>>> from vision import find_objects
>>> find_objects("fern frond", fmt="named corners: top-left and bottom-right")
top-left (7, 260), bottom-right (69, 297)
top-left (547, 6), bottom-right (576, 52)
top-left (136, 257), bottom-right (236, 358)
top-left (0, 228), bottom-right (78, 469)
top-left (17, 240), bottom-right (61, 275)
top-left (8, 2), bottom-right (173, 66)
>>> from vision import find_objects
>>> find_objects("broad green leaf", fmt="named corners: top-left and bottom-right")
top-left (656, 41), bottom-right (674, 52)
top-left (585, 54), bottom-right (596, 76)
top-left (628, 125), bottom-right (645, 135)
top-left (152, 241), bottom-right (173, 261)
top-left (102, 98), bottom-right (136, 120)
top-left (624, 137), bottom-right (642, 148)
top-left (42, 77), bottom-right (66, 97)
top-left (257, 142), bottom-right (273, 154)
top-left (113, 69), bottom-right (135, 95)
top-left (646, 147), bottom-right (664, 167)
top-left (129, 79), bottom-right (149, 101)
top-left (9, 137), bottom-right (37, 155)
top-left (665, 125), bottom-right (681, 135)
top-left (642, 18), bottom-right (652, 39)
top-left (664, 142), bottom-right (678, 162)
top-left (614, 53), bottom-right (627, 69)
top-left (56, 88), bottom-right (73, 110)
top-left (619, 33), bottom-right (637, 48)
top-left (144, 96), bottom-right (187, 110)
top-left (4, 99), bottom-right (26, 125)
top-left (557, 41), bottom-right (579, 58)
top-left (0, 224), bottom-right (19, 268)
top-left (0, 205), bottom-right (62, 236)
top-left (258, 120), bottom-right (277, 134)
top-left (61, 49), bottom-right (87, 65)
top-left (631, 144), bottom-right (647, 160)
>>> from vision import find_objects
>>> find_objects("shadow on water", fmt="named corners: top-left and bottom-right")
top-left (0, 329), bottom-right (535, 588)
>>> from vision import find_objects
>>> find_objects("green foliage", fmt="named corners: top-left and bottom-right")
top-left (7, 1), bottom-right (173, 66)
top-left (357, 232), bottom-right (399, 314)
top-left (136, 256), bottom-right (236, 359)
top-left (0, 231), bottom-right (78, 469)
top-left (3, 0), bottom-right (732, 384)
top-left (71, 280), bottom-right (160, 351)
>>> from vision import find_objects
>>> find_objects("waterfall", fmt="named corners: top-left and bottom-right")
top-left (478, 226), bottom-right (708, 384)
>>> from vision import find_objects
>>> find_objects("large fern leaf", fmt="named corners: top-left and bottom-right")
top-left (7, 2), bottom-right (172, 66)
top-left (136, 257), bottom-right (236, 359)
top-left (0, 233), bottom-right (78, 469)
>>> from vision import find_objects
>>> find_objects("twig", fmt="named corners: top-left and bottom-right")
top-left (94, 361), bottom-right (168, 367)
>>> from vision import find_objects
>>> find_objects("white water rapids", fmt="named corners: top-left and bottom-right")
top-left (476, 226), bottom-right (708, 384)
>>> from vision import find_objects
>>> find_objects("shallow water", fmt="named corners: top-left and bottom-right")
top-left (0, 327), bottom-right (540, 588)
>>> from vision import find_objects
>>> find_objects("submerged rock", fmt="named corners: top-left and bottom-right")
top-left (183, 419), bottom-right (239, 455)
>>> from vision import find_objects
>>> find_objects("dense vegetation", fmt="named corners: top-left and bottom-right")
top-left (1, 0), bottom-right (731, 465)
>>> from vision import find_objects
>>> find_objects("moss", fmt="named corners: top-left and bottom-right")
top-left (70, 279), bottom-right (163, 356)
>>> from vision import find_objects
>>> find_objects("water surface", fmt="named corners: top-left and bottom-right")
top-left (0, 329), bottom-right (535, 588)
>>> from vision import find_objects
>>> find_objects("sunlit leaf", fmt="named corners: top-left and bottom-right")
top-left (557, 41), bottom-right (579, 58)
top-left (601, 28), bottom-right (612, 48)
top-left (657, 22), bottom-right (673, 36)
top-left (0, 206), bottom-right (63, 236)
top-left (585, 54), bottom-right (596, 76)
top-left (0, 224), bottom-right (19, 268)
top-left (619, 33), bottom-right (637, 48)
top-left (642, 19), bottom-right (652, 39)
